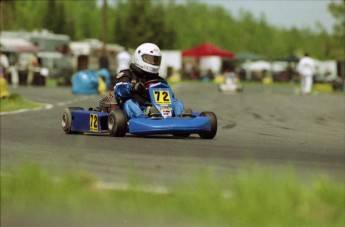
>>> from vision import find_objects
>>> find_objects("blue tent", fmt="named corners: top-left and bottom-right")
top-left (72, 68), bottom-right (111, 94)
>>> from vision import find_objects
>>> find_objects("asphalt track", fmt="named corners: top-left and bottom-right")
top-left (1, 83), bottom-right (344, 185)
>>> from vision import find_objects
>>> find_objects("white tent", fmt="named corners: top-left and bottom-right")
top-left (0, 36), bottom-right (38, 52)
top-left (249, 61), bottom-right (271, 71)
top-left (271, 61), bottom-right (288, 73)
top-left (159, 50), bottom-right (182, 78)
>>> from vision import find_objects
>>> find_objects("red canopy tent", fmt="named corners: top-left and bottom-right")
top-left (182, 42), bottom-right (235, 58)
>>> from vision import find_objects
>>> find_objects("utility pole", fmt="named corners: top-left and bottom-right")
top-left (100, 0), bottom-right (109, 69)
top-left (102, 0), bottom-right (107, 55)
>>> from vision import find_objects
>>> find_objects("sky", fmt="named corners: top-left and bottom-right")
top-left (181, 0), bottom-right (338, 33)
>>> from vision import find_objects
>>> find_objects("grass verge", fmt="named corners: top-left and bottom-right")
top-left (1, 163), bottom-right (344, 226)
top-left (0, 93), bottom-right (41, 112)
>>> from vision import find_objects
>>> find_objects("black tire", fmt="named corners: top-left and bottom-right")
top-left (62, 107), bottom-right (83, 134)
top-left (173, 133), bottom-right (191, 138)
top-left (199, 111), bottom-right (217, 139)
top-left (108, 109), bottom-right (127, 137)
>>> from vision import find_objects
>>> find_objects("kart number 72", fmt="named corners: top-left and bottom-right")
top-left (153, 90), bottom-right (171, 104)
top-left (90, 114), bottom-right (98, 132)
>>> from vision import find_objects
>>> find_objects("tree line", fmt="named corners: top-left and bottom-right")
top-left (1, 0), bottom-right (344, 60)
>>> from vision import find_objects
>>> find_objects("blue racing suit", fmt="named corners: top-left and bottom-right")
top-left (114, 63), bottom-right (184, 119)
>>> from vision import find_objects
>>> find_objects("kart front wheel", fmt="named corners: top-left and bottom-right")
top-left (199, 111), bottom-right (217, 139)
top-left (108, 109), bottom-right (127, 137)
top-left (62, 107), bottom-right (84, 134)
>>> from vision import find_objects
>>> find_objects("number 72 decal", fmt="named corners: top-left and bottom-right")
top-left (90, 114), bottom-right (98, 132)
top-left (153, 90), bottom-right (172, 104)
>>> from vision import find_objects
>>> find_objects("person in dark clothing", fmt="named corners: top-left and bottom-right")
top-left (114, 43), bottom-right (186, 119)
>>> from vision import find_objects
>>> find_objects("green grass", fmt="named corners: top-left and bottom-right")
top-left (0, 93), bottom-right (42, 112)
top-left (46, 77), bottom-right (68, 87)
top-left (46, 78), bottom-right (59, 87)
top-left (1, 163), bottom-right (344, 226)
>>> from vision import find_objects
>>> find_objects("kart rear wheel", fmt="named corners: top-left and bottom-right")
top-left (108, 109), bottom-right (127, 137)
top-left (199, 111), bottom-right (217, 139)
top-left (62, 107), bottom-right (84, 134)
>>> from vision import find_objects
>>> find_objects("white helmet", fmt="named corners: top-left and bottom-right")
top-left (133, 43), bottom-right (162, 74)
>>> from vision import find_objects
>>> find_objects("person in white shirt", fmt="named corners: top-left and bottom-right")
top-left (297, 53), bottom-right (316, 95)
top-left (116, 47), bottom-right (131, 73)
top-left (0, 52), bottom-right (9, 76)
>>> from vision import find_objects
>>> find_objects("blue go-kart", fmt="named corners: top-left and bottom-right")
top-left (61, 79), bottom-right (217, 139)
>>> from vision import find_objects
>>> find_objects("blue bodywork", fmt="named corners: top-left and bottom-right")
top-left (71, 110), bottom-right (109, 133)
top-left (129, 117), bottom-right (210, 135)
top-left (70, 109), bottom-right (211, 135)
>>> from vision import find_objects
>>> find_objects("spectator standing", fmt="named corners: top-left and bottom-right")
top-left (116, 47), bottom-right (131, 73)
top-left (0, 52), bottom-right (10, 98)
top-left (0, 52), bottom-right (10, 80)
top-left (202, 69), bottom-right (214, 82)
top-left (9, 62), bottom-right (19, 88)
top-left (27, 53), bottom-right (39, 85)
top-left (297, 53), bottom-right (316, 95)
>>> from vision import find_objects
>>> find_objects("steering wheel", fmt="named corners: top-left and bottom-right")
top-left (132, 79), bottom-right (168, 103)
top-left (144, 78), bottom-right (167, 88)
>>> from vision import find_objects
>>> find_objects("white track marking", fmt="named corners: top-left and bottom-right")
top-left (0, 103), bottom-right (53, 116)
top-left (1, 96), bottom-right (92, 116)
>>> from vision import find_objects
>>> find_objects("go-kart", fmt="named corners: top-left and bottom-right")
top-left (61, 79), bottom-right (217, 139)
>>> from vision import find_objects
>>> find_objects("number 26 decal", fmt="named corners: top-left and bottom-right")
top-left (90, 114), bottom-right (98, 132)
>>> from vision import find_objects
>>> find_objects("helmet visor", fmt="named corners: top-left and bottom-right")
top-left (142, 54), bottom-right (161, 66)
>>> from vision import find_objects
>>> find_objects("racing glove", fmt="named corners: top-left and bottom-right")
top-left (131, 82), bottom-right (145, 94)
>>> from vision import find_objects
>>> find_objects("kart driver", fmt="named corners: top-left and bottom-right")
top-left (114, 43), bottom-right (190, 119)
